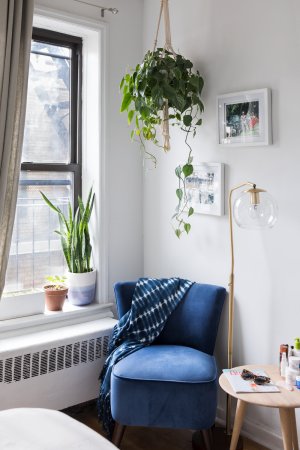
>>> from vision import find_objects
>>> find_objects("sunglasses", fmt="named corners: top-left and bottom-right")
top-left (240, 369), bottom-right (271, 385)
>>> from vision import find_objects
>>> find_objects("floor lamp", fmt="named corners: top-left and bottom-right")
top-left (193, 181), bottom-right (277, 450)
top-left (225, 182), bottom-right (278, 445)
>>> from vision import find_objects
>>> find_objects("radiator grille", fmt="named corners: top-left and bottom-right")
top-left (0, 335), bottom-right (110, 384)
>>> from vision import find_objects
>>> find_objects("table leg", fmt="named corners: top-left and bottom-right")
top-left (279, 408), bottom-right (293, 450)
top-left (289, 408), bottom-right (299, 450)
top-left (230, 399), bottom-right (247, 450)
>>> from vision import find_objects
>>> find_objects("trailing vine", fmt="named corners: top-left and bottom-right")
top-left (120, 48), bottom-right (204, 237)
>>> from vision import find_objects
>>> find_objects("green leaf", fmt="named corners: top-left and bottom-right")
top-left (184, 223), bottom-right (191, 234)
top-left (183, 114), bottom-right (193, 127)
top-left (195, 118), bottom-right (202, 126)
top-left (162, 83), bottom-right (177, 100)
top-left (40, 192), bottom-right (60, 214)
top-left (120, 77), bottom-right (125, 90)
top-left (184, 59), bottom-right (193, 69)
top-left (175, 229), bottom-right (181, 239)
top-left (176, 188), bottom-right (183, 201)
top-left (182, 164), bottom-right (193, 178)
top-left (173, 95), bottom-right (185, 112)
top-left (151, 85), bottom-right (161, 99)
top-left (198, 76), bottom-right (204, 92)
top-left (41, 191), bottom-right (69, 232)
top-left (128, 110), bottom-right (134, 125)
top-left (175, 166), bottom-right (182, 178)
top-left (189, 74), bottom-right (200, 89)
top-left (188, 154), bottom-right (193, 164)
top-left (188, 207), bottom-right (194, 217)
top-left (68, 202), bottom-right (73, 228)
top-left (138, 77), bottom-right (147, 93)
top-left (78, 196), bottom-right (84, 216)
top-left (140, 106), bottom-right (150, 120)
top-left (173, 67), bottom-right (181, 79)
top-left (120, 92), bottom-right (132, 112)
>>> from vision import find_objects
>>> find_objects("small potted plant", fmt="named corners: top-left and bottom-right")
top-left (41, 188), bottom-right (96, 306)
top-left (44, 275), bottom-right (68, 311)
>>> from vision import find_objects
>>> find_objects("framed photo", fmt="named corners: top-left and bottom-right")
top-left (217, 88), bottom-right (271, 146)
top-left (185, 163), bottom-right (224, 216)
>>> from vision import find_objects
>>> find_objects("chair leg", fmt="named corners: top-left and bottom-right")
top-left (111, 422), bottom-right (126, 448)
top-left (201, 428), bottom-right (213, 450)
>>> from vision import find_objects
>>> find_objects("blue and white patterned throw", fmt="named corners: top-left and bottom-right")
top-left (98, 277), bottom-right (194, 436)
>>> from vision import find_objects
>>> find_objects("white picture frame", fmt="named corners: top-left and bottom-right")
top-left (185, 163), bottom-right (224, 216)
top-left (217, 88), bottom-right (272, 146)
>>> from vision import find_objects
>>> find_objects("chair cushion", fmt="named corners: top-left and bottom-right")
top-left (111, 345), bottom-right (218, 429)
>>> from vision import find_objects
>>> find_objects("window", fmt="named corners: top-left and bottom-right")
top-left (4, 28), bottom-right (82, 295)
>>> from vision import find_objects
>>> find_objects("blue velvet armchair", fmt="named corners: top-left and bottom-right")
top-left (110, 281), bottom-right (226, 450)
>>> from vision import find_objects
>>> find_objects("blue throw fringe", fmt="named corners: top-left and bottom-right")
top-left (97, 277), bottom-right (194, 437)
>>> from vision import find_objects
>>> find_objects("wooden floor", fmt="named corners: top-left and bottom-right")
top-left (64, 401), bottom-right (270, 450)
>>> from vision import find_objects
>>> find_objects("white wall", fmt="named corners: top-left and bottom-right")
top-left (35, 0), bottom-right (144, 300)
top-left (143, 0), bottom-right (300, 447)
top-left (31, 0), bottom-right (300, 445)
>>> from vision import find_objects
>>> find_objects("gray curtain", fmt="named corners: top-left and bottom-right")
top-left (0, 0), bottom-right (34, 298)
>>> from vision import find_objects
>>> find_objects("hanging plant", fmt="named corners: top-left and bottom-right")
top-left (120, 3), bottom-right (204, 238)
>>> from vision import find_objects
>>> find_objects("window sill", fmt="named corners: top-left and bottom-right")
top-left (0, 302), bottom-right (115, 338)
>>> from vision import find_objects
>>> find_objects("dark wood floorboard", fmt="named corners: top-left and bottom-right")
top-left (63, 401), bottom-right (270, 450)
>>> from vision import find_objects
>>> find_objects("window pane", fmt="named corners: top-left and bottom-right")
top-left (31, 41), bottom-right (71, 58)
top-left (4, 172), bottom-right (73, 295)
top-left (22, 44), bottom-right (71, 164)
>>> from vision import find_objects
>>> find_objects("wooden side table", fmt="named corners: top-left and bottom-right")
top-left (219, 364), bottom-right (300, 450)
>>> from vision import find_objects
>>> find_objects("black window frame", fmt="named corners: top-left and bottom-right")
top-left (21, 27), bottom-right (83, 208)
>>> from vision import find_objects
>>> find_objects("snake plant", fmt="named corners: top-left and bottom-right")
top-left (41, 188), bottom-right (95, 273)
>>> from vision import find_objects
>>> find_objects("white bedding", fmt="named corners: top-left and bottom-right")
top-left (0, 408), bottom-right (117, 449)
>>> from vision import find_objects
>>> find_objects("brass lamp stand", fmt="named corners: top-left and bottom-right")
top-left (193, 182), bottom-right (277, 450)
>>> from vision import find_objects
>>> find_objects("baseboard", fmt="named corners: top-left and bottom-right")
top-left (216, 406), bottom-right (283, 450)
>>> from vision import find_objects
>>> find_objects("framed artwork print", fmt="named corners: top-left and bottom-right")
top-left (185, 163), bottom-right (224, 216)
top-left (217, 88), bottom-right (272, 146)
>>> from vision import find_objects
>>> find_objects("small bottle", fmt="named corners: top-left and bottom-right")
top-left (279, 344), bottom-right (289, 370)
top-left (281, 352), bottom-right (287, 378)
top-left (296, 375), bottom-right (300, 390)
top-left (285, 367), bottom-right (298, 386)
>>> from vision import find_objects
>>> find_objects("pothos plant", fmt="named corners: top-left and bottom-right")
top-left (120, 48), bottom-right (204, 237)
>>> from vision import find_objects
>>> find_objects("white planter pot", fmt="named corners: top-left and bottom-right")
top-left (67, 269), bottom-right (96, 306)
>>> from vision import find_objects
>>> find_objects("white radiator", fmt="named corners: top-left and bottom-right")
top-left (0, 318), bottom-right (116, 411)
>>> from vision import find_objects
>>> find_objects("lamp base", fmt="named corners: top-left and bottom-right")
top-left (192, 427), bottom-right (243, 450)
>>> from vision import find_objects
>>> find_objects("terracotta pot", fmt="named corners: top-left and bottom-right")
top-left (44, 285), bottom-right (68, 311)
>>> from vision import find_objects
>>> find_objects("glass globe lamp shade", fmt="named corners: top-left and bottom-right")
top-left (233, 189), bottom-right (278, 229)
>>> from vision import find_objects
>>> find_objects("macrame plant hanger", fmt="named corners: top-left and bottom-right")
top-left (153, 0), bottom-right (175, 151)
